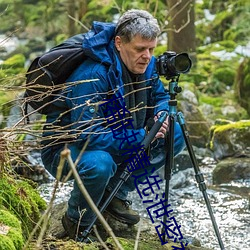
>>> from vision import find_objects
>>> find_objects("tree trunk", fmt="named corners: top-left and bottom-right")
top-left (67, 0), bottom-right (76, 36)
top-left (78, 0), bottom-right (88, 20)
top-left (167, 0), bottom-right (196, 62)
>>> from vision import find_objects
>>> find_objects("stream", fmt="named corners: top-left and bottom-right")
top-left (38, 155), bottom-right (250, 250)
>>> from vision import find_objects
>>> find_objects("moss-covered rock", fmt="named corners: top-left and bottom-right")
top-left (209, 120), bottom-right (250, 160)
top-left (0, 174), bottom-right (47, 239)
top-left (0, 209), bottom-right (24, 250)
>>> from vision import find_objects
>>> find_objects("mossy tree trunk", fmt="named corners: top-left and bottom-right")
top-left (234, 57), bottom-right (250, 116)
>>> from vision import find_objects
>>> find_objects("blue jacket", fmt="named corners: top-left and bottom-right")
top-left (44, 21), bottom-right (170, 155)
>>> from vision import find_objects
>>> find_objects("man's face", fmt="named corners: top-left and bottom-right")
top-left (115, 35), bottom-right (157, 74)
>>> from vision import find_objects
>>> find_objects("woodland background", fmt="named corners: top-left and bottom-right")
top-left (0, 0), bottom-right (250, 123)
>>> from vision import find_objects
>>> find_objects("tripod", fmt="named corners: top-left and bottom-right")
top-left (82, 77), bottom-right (225, 250)
top-left (162, 76), bottom-right (225, 249)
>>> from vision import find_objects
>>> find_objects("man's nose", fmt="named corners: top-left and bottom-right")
top-left (142, 49), bottom-right (151, 59)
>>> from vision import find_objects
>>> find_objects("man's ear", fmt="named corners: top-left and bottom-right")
top-left (115, 36), bottom-right (122, 51)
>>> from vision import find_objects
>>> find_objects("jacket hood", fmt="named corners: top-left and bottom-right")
top-left (82, 21), bottom-right (116, 65)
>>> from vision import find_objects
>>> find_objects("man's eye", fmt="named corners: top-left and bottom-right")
top-left (136, 48), bottom-right (144, 52)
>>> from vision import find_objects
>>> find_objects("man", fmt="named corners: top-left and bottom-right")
top-left (41, 9), bottom-right (185, 241)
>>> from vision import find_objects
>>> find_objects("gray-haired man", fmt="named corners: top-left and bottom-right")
top-left (41, 9), bottom-right (185, 241)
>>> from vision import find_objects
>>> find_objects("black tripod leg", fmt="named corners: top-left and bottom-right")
top-left (161, 114), bottom-right (175, 241)
top-left (177, 112), bottom-right (225, 250)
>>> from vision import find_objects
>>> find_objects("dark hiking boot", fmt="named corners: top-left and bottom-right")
top-left (105, 196), bottom-right (140, 225)
top-left (61, 213), bottom-right (97, 243)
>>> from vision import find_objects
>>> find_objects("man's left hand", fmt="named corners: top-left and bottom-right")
top-left (154, 111), bottom-right (169, 139)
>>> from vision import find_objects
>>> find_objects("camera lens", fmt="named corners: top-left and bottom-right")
top-left (174, 53), bottom-right (192, 73)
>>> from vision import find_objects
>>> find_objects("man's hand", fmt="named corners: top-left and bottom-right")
top-left (154, 111), bottom-right (169, 139)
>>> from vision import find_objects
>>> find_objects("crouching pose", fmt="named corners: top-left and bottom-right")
top-left (41, 9), bottom-right (185, 241)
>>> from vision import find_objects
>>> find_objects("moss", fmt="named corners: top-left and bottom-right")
top-left (217, 40), bottom-right (237, 51)
top-left (106, 236), bottom-right (186, 250)
top-left (0, 235), bottom-right (16, 250)
top-left (0, 209), bottom-right (24, 249)
top-left (0, 209), bottom-right (21, 229)
top-left (7, 228), bottom-right (24, 249)
top-left (213, 67), bottom-right (235, 86)
top-left (213, 120), bottom-right (250, 133)
top-left (0, 174), bottom-right (47, 239)
top-left (1, 54), bottom-right (25, 69)
top-left (199, 95), bottom-right (224, 107)
top-left (0, 54), bottom-right (26, 86)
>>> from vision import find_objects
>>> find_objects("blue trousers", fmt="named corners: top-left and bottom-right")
top-left (41, 123), bottom-right (185, 226)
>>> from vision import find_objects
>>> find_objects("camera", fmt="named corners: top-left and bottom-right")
top-left (156, 51), bottom-right (192, 79)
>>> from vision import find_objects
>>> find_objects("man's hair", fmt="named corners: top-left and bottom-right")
top-left (115, 9), bottom-right (160, 43)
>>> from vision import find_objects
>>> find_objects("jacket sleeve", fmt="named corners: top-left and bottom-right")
top-left (65, 60), bottom-right (146, 155)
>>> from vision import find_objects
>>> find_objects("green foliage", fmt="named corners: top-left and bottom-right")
top-left (1, 54), bottom-right (25, 69)
top-left (196, 0), bottom-right (250, 47)
top-left (199, 95), bottom-right (224, 107)
top-left (0, 54), bottom-right (26, 83)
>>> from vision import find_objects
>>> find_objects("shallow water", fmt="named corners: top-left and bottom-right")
top-left (38, 157), bottom-right (250, 250)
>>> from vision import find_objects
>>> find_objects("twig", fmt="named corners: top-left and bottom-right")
top-left (61, 148), bottom-right (124, 250)
top-left (68, 14), bottom-right (89, 31)
top-left (93, 225), bottom-right (110, 250)
top-left (134, 220), bottom-right (142, 250)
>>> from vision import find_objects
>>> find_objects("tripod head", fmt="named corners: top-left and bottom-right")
top-left (168, 76), bottom-right (182, 100)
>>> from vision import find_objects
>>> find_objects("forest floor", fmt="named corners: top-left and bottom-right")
top-left (28, 202), bottom-right (211, 250)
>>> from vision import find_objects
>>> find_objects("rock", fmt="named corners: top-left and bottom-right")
top-left (213, 157), bottom-right (250, 184)
top-left (209, 120), bottom-right (250, 160)
top-left (44, 201), bottom-right (211, 250)
top-left (169, 168), bottom-right (193, 189)
top-left (179, 100), bottom-right (211, 148)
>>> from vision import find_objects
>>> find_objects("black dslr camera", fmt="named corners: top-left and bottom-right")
top-left (156, 51), bottom-right (192, 80)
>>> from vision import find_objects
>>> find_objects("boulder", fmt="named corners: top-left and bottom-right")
top-left (213, 157), bottom-right (250, 184)
top-left (209, 119), bottom-right (250, 160)
top-left (179, 100), bottom-right (211, 148)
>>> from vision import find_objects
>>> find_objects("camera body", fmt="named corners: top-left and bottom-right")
top-left (156, 51), bottom-right (192, 79)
